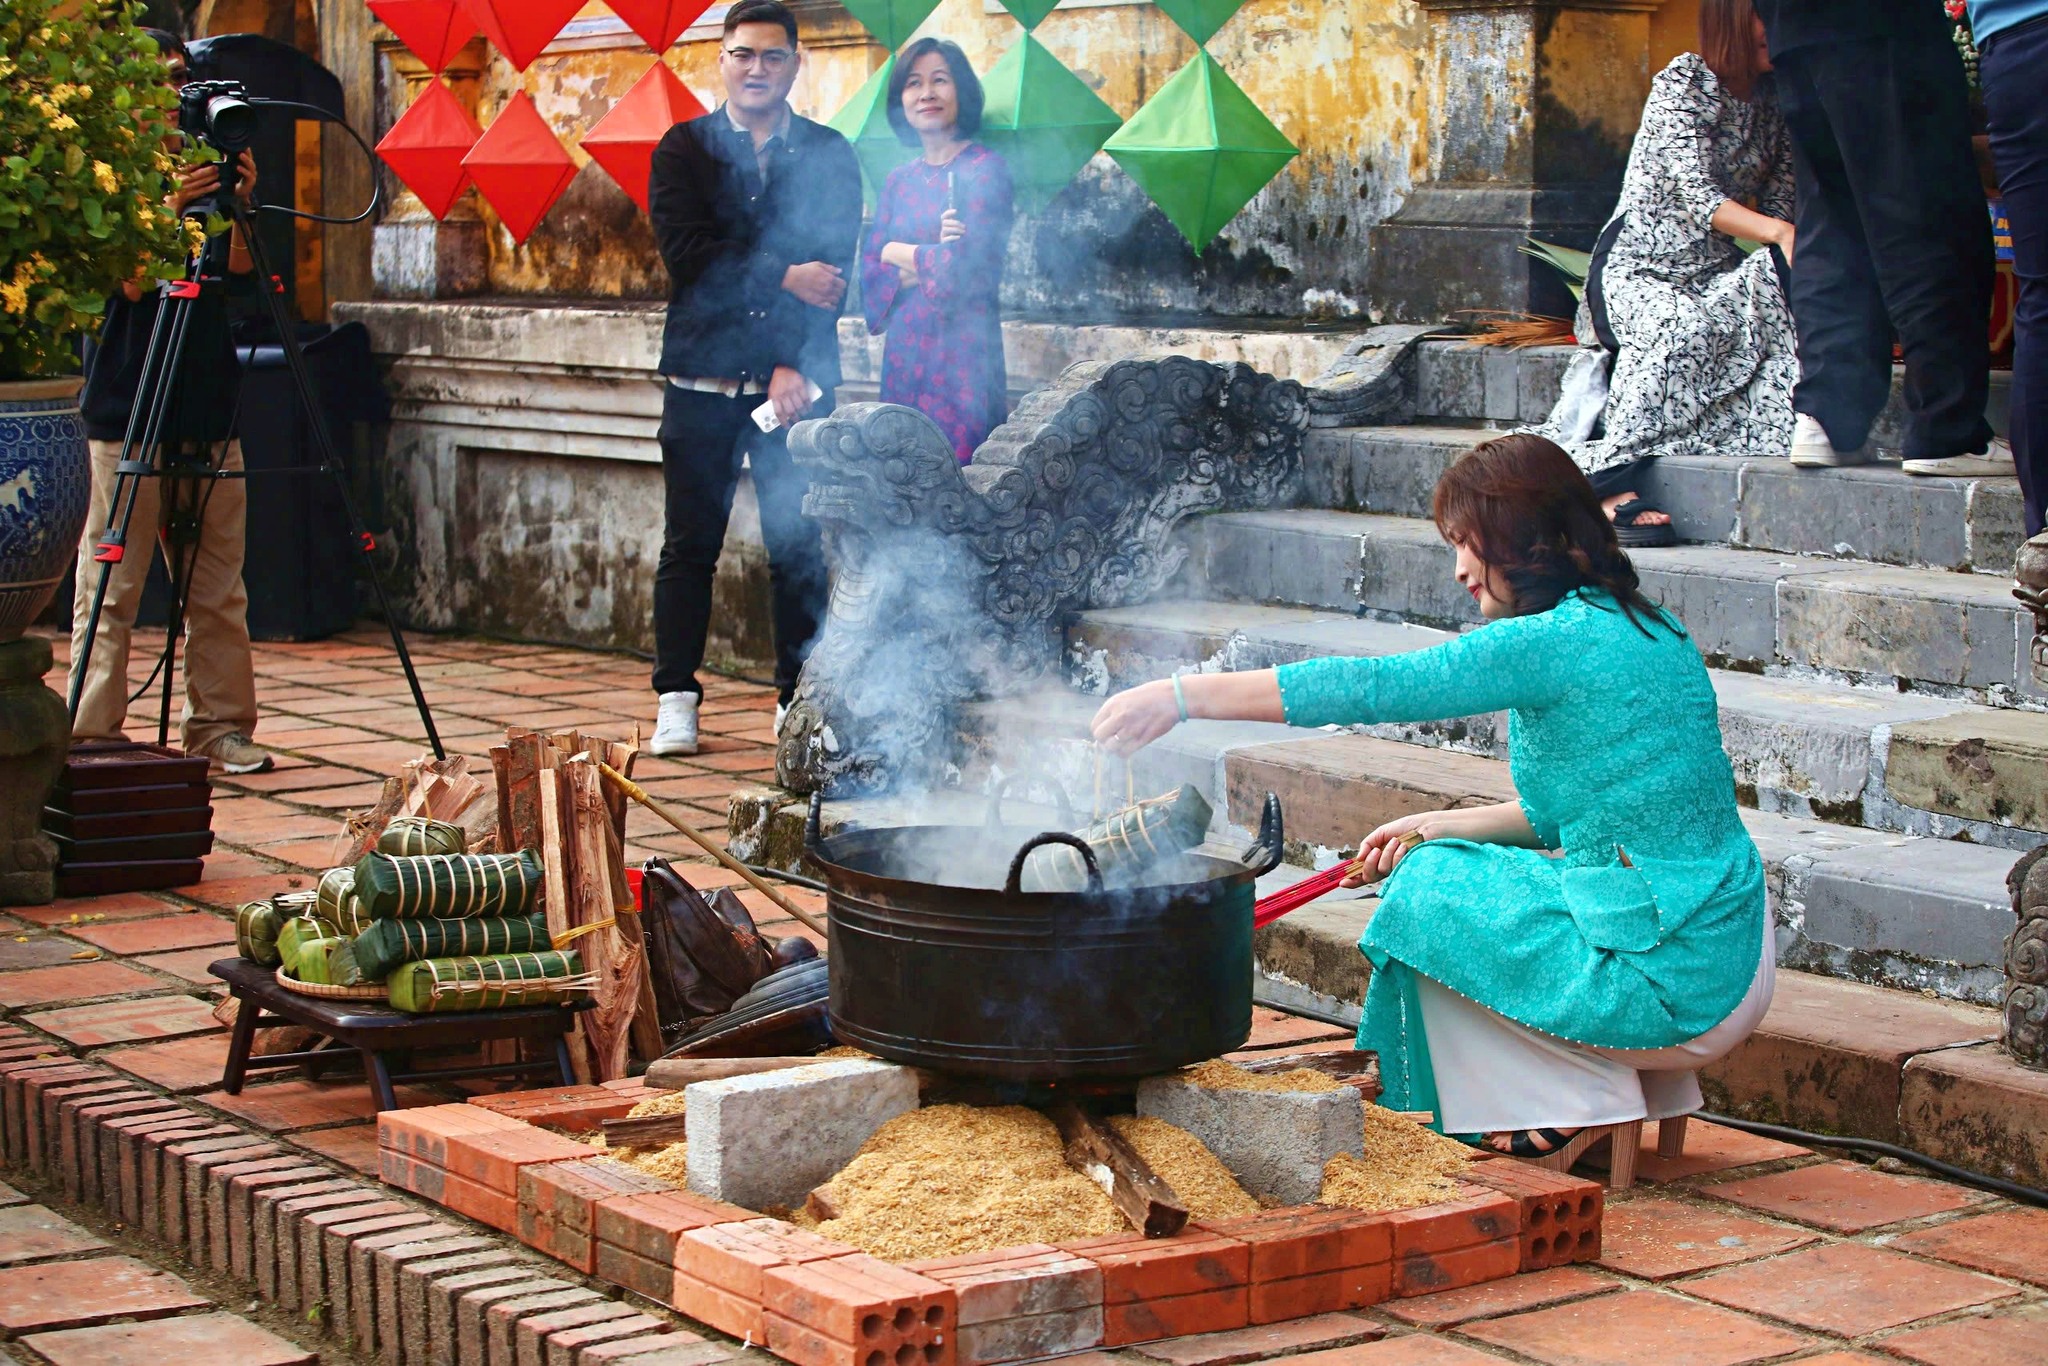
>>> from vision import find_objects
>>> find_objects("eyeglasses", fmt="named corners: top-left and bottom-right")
top-left (722, 46), bottom-right (794, 71)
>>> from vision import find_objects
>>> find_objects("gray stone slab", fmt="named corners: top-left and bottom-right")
top-left (1738, 463), bottom-right (1973, 571)
top-left (1352, 516), bottom-right (1471, 627)
top-left (1633, 457), bottom-right (1744, 545)
top-left (1801, 838), bottom-right (2021, 971)
top-left (1414, 344), bottom-right (1488, 420)
top-left (1194, 510), bottom-right (1364, 611)
top-left (1967, 479), bottom-right (2027, 575)
top-left (1776, 565), bottom-right (2026, 689)
top-left (684, 1060), bottom-right (917, 1210)
top-left (1136, 1075), bottom-right (1364, 1204)
top-left (1711, 672), bottom-right (1969, 817)
top-left (1633, 544), bottom-right (1834, 666)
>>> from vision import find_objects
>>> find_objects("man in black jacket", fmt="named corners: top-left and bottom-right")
top-left (644, 0), bottom-right (862, 756)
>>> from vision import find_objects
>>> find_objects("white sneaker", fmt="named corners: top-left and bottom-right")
top-left (649, 691), bottom-right (700, 756)
top-left (196, 730), bottom-right (273, 775)
top-left (774, 702), bottom-right (789, 734)
top-left (1902, 437), bottom-right (2017, 478)
top-left (1788, 413), bottom-right (1873, 467)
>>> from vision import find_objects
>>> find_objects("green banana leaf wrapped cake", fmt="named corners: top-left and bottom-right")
top-left (385, 950), bottom-right (592, 1013)
top-left (276, 912), bottom-right (341, 968)
top-left (352, 849), bottom-right (543, 921)
top-left (351, 912), bottom-right (554, 980)
top-left (377, 816), bottom-right (468, 858)
top-left (317, 867), bottom-right (372, 935)
top-left (286, 935), bottom-right (374, 986)
top-left (235, 901), bottom-right (283, 967)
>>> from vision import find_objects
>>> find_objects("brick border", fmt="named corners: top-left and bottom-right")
top-left (375, 1086), bottom-right (1603, 1366)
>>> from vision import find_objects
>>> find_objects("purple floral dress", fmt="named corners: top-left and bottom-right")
top-left (860, 144), bottom-right (1013, 463)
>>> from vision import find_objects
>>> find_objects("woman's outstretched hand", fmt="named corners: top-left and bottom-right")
top-left (1091, 679), bottom-right (1180, 757)
top-left (1341, 812), bottom-right (1437, 888)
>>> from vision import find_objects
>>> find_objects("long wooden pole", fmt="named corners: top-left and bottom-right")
top-left (597, 762), bottom-right (829, 938)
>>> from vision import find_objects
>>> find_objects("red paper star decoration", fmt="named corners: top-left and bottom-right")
top-left (582, 62), bottom-right (706, 211)
top-left (458, 0), bottom-right (583, 71)
top-left (463, 91), bottom-right (578, 243)
top-left (366, 0), bottom-right (477, 74)
top-left (606, 0), bottom-right (718, 53)
top-left (374, 78), bottom-right (482, 219)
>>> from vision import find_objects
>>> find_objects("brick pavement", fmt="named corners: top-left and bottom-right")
top-left (0, 627), bottom-right (2044, 1365)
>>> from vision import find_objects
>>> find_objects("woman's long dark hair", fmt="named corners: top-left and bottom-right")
top-left (1431, 433), bottom-right (1671, 637)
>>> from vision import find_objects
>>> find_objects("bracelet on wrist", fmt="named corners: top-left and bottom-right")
top-left (1171, 675), bottom-right (1189, 724)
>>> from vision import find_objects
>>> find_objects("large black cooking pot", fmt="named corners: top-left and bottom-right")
top-left (804, 791), bottom-right (1284, 1081)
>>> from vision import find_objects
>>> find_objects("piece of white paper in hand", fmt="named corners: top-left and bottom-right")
top-left (752, 379), bottom-right (824, 433)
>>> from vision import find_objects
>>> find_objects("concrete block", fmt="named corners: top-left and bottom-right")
top-left (1713, 674), bottom-right (1964, 818)
top-left (1479, 347), bottom-right (1521, 421)
top-left (348, 1224), bottom-right (470, 1354)
top-left (1801, 839), bottom-right (2019, 970)
top-left (288, 1197), bottom-right (411, 1322)
top-left (1346, 429), bottom-right (1467, 519)
top-left (1886, 708), bottom-right (2048, 834)
top-left (1136, 1076), bottom-right (1364, 1205)
top-left (1901, 1042), bottom-right (2048, 1189)
top-left (252, 1180), bottom-right (359, 1304)
top-left (684, 1060), bottom-right (918, 1211)
top-left (1515, 347), bottom-right (1571, 424)
top-left (1776, 566), bottom-right (2025, 689)
top-left (1224, 733), bottom-right (1515, 853)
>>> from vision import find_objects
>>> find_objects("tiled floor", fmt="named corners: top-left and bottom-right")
top-left (2, 627), bottom-right (2046, 1366)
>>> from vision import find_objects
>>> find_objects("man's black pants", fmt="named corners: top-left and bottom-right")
top-left (1982, 16), bottom-right (2048, 535)
top-left (1773, 32), bottom-right (1994, 460)
top-left (654, 384), bottom-right (829, 703)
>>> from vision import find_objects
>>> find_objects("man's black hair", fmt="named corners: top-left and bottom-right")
top-left (142, 26), bottom-right (189, 65)
top-left (722, 0), bottom-right (798, 48)
top-left (885, 38), bottom-right (984, 146)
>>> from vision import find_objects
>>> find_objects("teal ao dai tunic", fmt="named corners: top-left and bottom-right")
top-left (1274, 589), bottom-right (1768, 1127)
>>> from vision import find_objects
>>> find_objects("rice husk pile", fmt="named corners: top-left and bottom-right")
top-left (798, 1105), bottom-right (1127, 1260)
top-left (1108, 1114), bottom-right (1257, 1219)
top-left (1318, 1103), bottom-right (1474, 1212)
top-left (1183, 1058), bottom-right (1345, 1094)
top-left (601, 1087), bottom-right (690, 1183)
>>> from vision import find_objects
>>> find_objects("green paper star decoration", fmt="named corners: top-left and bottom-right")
top-left (829, 57), bottom-right (916, 206)
top-left (1151, 0), bottom-right (1245, 46)
top-left (997, 0), bottom-right (1064, 30)
top-left (837, 0), bottom-right (942, 51)
top-left (979, 34), bottom-right (1124, 211)
top-left (1103, 52), bottom-right (1297, 250)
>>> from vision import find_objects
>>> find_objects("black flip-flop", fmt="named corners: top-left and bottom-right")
top-left (1610, 497), bottom-right (1677, 548)
top-left (1505, 1127), bottom-right (1582, 1159)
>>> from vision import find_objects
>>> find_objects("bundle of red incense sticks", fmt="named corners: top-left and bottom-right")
top-left (1252, 857), bottom-right (1364, 927)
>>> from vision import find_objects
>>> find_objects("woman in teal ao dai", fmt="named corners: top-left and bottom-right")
top-left (1092, 434), bottom-right (1773, 1156)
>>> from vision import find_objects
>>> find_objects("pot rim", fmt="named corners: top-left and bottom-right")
top-left (0, 376), bottom-right (86, 403)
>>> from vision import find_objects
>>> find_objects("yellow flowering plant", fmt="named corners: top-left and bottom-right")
top-left (0, 0), bottom-right (191, 380)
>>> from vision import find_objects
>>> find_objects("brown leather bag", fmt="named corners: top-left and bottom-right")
top-left (639, 857), bottom-right (781, 1034)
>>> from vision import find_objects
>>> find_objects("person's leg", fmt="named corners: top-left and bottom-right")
top-left (68, 439), bottom-right (162, 742)
top-left (173, 440), bottom-right (260, 756)
top-left (652, 388), bottom-right (751, 699)
top-left (1982, 19), bottom-right (2048, 532)
top-left (1775, 49), bottom-right (1896, 456)
top-left (744, 397), bottom-right (832, 705)
top-left (1822, 31), bottom-right (1995, 463)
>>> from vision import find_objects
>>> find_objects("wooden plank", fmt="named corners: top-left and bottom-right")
top-left (566, 757), bottom-right (638, 1081)
top-left (1234, 1049), bottom-right (1383, 1102)
top-left (537, 767), bottom-right (591, 1084)
top-left (599, 1112), bottom-right (691, 1148)
top-left (643, 1055), bottom-right (829, 1089)
top-left (1049, 1101), bottom-right (1188, 1239)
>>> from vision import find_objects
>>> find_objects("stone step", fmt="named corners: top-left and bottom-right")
top-left (1303, 425), bottom-right (2027, 576)
top-left (1065, 598), bottom-right (2048, 849)
top-left (1407, 339), bottom-right (2015, 461)
top-left (1180, 509), bottom-right (2043, 703)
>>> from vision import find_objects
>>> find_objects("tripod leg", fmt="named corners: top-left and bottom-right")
top-left (230, 205), bottom-right (445, 760)
top-left (153, 457), bottom-right (209, 749)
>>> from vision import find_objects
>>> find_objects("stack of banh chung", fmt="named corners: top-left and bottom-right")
top-left (235, 817), bottom-right (591, 1011)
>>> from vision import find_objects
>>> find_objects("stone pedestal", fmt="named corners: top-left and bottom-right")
top-left (2016, 530), bottom-right (2048, 689)
top-left (1370, 0), bottom-right (1657, 322)
top-left (0, 637), bottom-right (72, 905)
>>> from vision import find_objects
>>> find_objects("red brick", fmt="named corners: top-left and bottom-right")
top-left (762, 1254), bottom-right (956, 1366)
top-left (25, 995), bottom-right (224, 1048)
top-left (0, 1255), bottom-right (210, 1332)
top-left (161, 1134), bottom-right (276, 1244)
top-left (125, 1118), bottom-right (231, 1234)
top-left (96, 1109), bottom-right (208, 1225)
top-left (1281, 1341), bottom-right (1511, 1366)
top-left (1381, 1265), bottom-right (1623, 1329)
top-left (1634, 1118), bottom-right (1812, 1184)
top-left (0, 962), bottom-right (167, 1008)
top-left (441, 1123), bottom-right (600, 1193)
top-left (9, 893), bottom-right (183, 926)
top-left (1687, 1242), bottom-right (2017, 1337)
top-left (1711, 1160), bottom-right (1984, 1234)
top-left (1381, 1187), bottom-right (1518, 1259)
top-left (379, 1149), bottom-right (520, 1232)
top-left (676, 1219), bottom-right (859, 1302)
top-left (1886, 1206), bottom-right (2048, 1286)
top-left (1126, 1312), bottom-right (1386, 1366)
top-left (206, 1077), bottom-right (439, 1132)
top-left (1463, 1288), bottom-right (1809, 1366)
top-left (132, 947), bottom-right (236, 985)
top-left (379, 1103), bottom-right (528, 1168)
top-left (907, 1246), bottom-right (1103, 1326)
top-left (65, 914), bottom-right (235, 956)
top-left (519, 1157), bottom-right (677, 1271)
top-left (60, 1094), bottom-right (175, 1201)
top-left (1061, 1233), bottom-right (1250, 1304)
top-left (1392, 1238), bottom-right (1518, 1299)
top-left (596, 1242), bottom-right (677, 1301)
top-left (1461, 1160), bottom-right (1603, 1270)
top-left (1198, 1208), bottom-right (1393, 1282)
top-left (100, 1033), bottom-right (234, 1092)
top-left (1103, 1287), bottom-right (1249, 1346)
top-left (670, 1267), bottom-right (766, 1342)
top-left (18, 1309), bottom-right (317, 1366)
top-left (1592, 1196), bottom-right (1816, 1280)
top-left (0, 1204), bottom-right (111, 1264)
top-left (1876, 1306), bottom-right (2048, 1366)
top-left (288, 1120), bottom-right (382, 1174)
top-left (1248, 1264), bottom-right (1393, 1323)
top-left (0, 1064), bottom-right (99, 1164)
top-left (594, 1189), bottom-right (753, 1263)
top-left (31, 1077), bottom-right (132, 1171)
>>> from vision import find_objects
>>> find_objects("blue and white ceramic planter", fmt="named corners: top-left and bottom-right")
top-left (0, 379), bottom-right (91, 642)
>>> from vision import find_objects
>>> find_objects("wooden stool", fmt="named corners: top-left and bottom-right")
top-left (1526, 1114), bottom-right (1691, 1191)
top-left (209, 957), bottom-right (591, 1110)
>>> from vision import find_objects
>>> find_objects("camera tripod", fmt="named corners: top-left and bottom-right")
top-left (67, 193), bottom-right (444, 761)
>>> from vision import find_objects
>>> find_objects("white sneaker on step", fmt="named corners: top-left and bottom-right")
top-left (649, 691), bottom-right (700, 756)
top-left (1788, 413), bottom-right (1872, 467)
top-left (774, 702), bottom-right (789, 734)
top-left (1901, 437), bottom-right (2017, 478)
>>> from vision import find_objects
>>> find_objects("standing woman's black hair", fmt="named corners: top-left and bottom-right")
top-left (885, 38), bottom-right (984, 146)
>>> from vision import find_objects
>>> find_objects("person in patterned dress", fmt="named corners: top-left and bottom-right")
top-left (1527, 0), bottom-right (1797, 546)
top-left (860, 38), bottom-right (1014, 464)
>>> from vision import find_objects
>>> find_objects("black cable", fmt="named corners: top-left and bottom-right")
top-left (1244, 983), bottom-right (2048, 1208)
top-left (242, 98), bottom-right (383, 224)
top-left (741, 862), bottom-right (829, 895)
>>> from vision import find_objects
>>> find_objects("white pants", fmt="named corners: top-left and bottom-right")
top-left (1417, 914), bottom-right (1776, 1134)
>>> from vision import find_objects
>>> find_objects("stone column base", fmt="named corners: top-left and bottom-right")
top-left (0, 636), bottom-right (72, 906)
top-left (1368, 183), bottom-right (1612, 323)
top-left (372, 220), bottom-right (488, 300)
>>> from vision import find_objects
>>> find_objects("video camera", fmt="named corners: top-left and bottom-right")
top-left (176, 78), bottom-right (257, 216)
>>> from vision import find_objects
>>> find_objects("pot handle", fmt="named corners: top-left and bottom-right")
top-left (804, 791), bottom-right (824, 856)
top-left (1005, 832), bottom-right (1105, 897)
top-left (983, 777), bottom-right (1079, 830)
top-left (1239, 792), bottom-right (1284, 877)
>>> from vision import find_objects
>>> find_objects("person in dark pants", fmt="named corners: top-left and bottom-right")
top-left (1756, 2), bottom-right (2012, 476)
top-left (644, 0), bottom-right (863, 756)
top-left (1974, 0), bottom-right (2048, 532)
